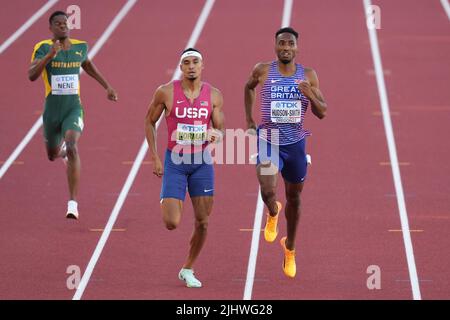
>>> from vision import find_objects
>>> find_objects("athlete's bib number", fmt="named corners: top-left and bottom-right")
top-left (51, 74), bottom-right (79, 95)
top-left (270, 101), bottom-right (301, 123)
top-left (176, 123), bottom-right (207, 145)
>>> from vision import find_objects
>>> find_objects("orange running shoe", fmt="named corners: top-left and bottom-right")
top-left (280, 236), bottom-right (296, 278)
top-left (264, 201), bottom-right (282, 242)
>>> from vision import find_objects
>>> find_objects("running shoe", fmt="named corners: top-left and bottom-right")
top-left (66, 200), bottom-right (79, 220)
top-left (264, 201), bottom-right (282, 242)
top-left (178, 268), bottom-right (202, 288)
top-left (280, 236), bottom-right (296, 278)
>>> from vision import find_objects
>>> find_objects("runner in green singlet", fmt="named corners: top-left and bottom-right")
top-left (29, 11), bottom-right (118, 219)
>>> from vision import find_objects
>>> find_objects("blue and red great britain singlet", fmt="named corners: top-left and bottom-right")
top-left (259, 61), bottom-right (311, 145)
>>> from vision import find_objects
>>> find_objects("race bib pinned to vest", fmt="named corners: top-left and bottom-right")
top-left (270, 100), bottom-right (302, 123)
top-left (51, 74), bottom-right (79, 95)
top-left (176, 123), bottom-right (207, 145)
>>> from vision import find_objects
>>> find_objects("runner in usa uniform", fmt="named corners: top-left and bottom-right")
top-left (145, 48), bottom-right (224, 288)
top-left (28, 11), bottom-right (118, 220)
top-left (244, 27), bottom-right (327, 278)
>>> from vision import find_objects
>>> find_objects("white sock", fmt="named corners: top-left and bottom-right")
top-left (68, 200), bottom-right (78, 212)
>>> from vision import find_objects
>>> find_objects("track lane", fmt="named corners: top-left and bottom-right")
top-left (250, 0), bottom-right (414, 299)
top-left (0, 0), bottom-right (50, 43)
top-left (80, 0), bottom-right (281, 300)
top-left (375, 0), bottom-right (450, 299)
top-left (0, 0), bottom-right (135, 299)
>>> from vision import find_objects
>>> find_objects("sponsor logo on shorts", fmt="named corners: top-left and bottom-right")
top-left (73, 117), bottom-right (84, 130)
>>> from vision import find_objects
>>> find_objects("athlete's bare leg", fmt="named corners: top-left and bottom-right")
top-left (64, 130), bottom-right (81, 201)
top-left (161, 197), bottom-right (183, 230)
top-left (283, 180), bottom-right (304, 251)
top-left (257, 162), bottom-right (279, 216)
top-left (183, 196), bottom-right (213, 269)
top-left (46, 140), bottom-right (67, 161)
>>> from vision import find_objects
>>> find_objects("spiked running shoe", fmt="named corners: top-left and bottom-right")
top-left (264, 201), bottom-right (282, 242)
top-left (178, 268), bottom-right (202, 288)
top-left (66, 200), bottom-right (79, 220)
top-left (280, 236), bottom-right (296, 278)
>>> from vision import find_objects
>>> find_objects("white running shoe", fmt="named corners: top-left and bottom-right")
top-left (66, 200), bottom-right (79, 219)
top-left (178, 268), bottom-right (202, 288)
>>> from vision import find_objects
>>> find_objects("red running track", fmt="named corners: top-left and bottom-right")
top-left (0, 0), bottom-right (449, 300)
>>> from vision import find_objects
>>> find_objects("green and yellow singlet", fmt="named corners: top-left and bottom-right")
top-left (31, 39), bottom-right (88, 98)
top-left (31, 39), bottom-right (89, 148)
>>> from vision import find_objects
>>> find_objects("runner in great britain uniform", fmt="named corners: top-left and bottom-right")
top-left (244, 27), bottom-right (327, 278)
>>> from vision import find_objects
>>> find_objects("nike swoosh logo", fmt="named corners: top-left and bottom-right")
top-left (176, 100), bottom-right (184, 104)
top-left (204, 189), bottom-right (214, 193)
top-left (75, 51), bottom-right (82, 57)
top-left (271, 79), bottom-right (282, 83)
top-left (73, 122), bottom-right (80, 128)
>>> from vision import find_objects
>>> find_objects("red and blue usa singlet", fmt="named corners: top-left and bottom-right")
top-left (166, 80), bottom-right (212, 153)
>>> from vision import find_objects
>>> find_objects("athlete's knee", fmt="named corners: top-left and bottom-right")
top-left (65, 140), bottom-right (79, 158)
top-left (195, 217), bottom-right (209, 231)
top-left (163, 216), bottom-right (180, 230)
top-left (47, 153), bottom-right (57, 161)
top-left (165, 221), bottom-right (178, 230)
top-left (47, 150), bottom-right (58, 161)
top-left (286, 192), bottom-right (301, 208)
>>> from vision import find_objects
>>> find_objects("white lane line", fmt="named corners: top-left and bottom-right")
top-left (72, 0), bottom-right (216, 300)
top-left (0, 117), bottom-right (42, 179)
top-left (440, 0), bottom-right (450, 20)
top-left (0, 0), bottom-right (59, 54)
top-left (0, 0), bottom-right (137, 181)
top-left (87, 0), bottom-right (138, 60)
top-left (281, 0), bottom-right (293, 27)
top-left (243, 188), bottom-right (264, 300)
top-left (243, 0), bottom-right (293, 301)
top-left (363, 0), bottom-right (421, 300)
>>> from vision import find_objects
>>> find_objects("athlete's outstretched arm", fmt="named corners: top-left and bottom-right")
top-left (82, 59), bottom-right (118, 101)
top-left (28, 40), bottom-right (61, 81)
top-left (244, 63), bottom-right (265, 131)
top-left (145, 86), bottom-right (167, 177)
top-left (208, 87), bottom-right (224, 143)
top-left (300, 68), bottom-right (327, 119)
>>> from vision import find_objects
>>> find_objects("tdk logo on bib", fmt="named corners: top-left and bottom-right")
top-left (276, 102), bottom-right (298, 109)
top-left (181, 124), bottom-right (205, 132)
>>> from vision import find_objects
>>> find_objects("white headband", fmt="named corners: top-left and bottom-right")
top-left (180, 51), bottom-right (203, 63)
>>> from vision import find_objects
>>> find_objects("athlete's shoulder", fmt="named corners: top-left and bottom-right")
top-left (209, 84), bottom-right (222, 97)
top-left (303, 66), bottom-right (318, 78)
top-left (32, 39), bottom-right (53, 51)
top-left (70, 39), bottom-right (87, 45)
top-left (160, 80), bottom-right (175, 92)
top-left (31, 39), bottom-right (52, 61)
top-left (154, 81), bottom-right (173, 98)
top-left (303, 67), bottom-right (320, 86)
top-left (253, 62), bottom-right (271, 73)
top-left (210, 85), bottom-right (224, 108)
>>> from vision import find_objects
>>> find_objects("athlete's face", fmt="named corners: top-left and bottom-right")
top-left (275, 33), bottom-right (298, 64)
top-left (180, 56), bottom-right (203, 80)
top-left (50, 15), bottom-right (69, 40)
